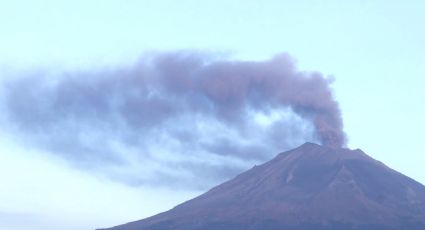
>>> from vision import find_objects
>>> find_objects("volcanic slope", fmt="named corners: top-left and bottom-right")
top-left (100, 143), bottom-right (425, 230)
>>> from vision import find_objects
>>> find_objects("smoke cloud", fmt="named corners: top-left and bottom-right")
top-left (1, 51), bottom-right (346, 189)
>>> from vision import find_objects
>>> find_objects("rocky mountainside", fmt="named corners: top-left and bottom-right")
top-left (100, 143), bottom-right (425, 230)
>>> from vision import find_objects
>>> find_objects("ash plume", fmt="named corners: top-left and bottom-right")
top-left (146, 52), bottom-right (346, 147)
top-left (0, 51), bottom-right (346, 188)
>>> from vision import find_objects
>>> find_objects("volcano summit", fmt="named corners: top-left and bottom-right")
top-left (100, 143), bottom-right (425, 230)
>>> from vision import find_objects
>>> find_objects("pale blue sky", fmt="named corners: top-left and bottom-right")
top-left (0, 1), bottom-right (424, 230)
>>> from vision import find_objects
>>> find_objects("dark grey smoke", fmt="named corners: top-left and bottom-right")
top-left (146, 51), bottom-right (346, 147)
top-left (1, 51), bottom-right (346, 188)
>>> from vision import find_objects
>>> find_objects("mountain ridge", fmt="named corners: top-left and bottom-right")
top-left (99, 142), bottom-right (425, 230)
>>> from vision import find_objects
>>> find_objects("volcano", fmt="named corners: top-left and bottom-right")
top-left (100, 143), bottom-right (425, 230)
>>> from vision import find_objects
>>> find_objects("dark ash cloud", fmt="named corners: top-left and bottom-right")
top-left (1, 51), bottom-right (346, 189)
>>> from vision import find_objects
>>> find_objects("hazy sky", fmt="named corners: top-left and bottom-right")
top-left (1, 1), bottom-right (424, 230)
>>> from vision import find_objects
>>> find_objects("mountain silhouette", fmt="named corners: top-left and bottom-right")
top-left (99, 143), bottom-right (425, 230)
